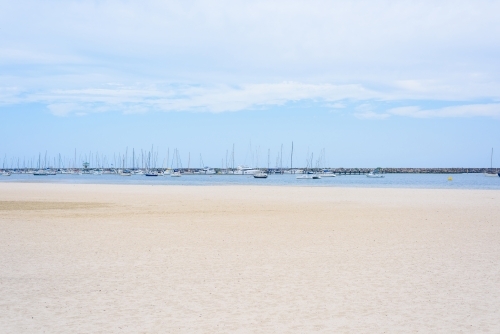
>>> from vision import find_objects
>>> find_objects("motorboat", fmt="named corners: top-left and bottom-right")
top-left (232, 165), bottom-right (260, 175)
top-left (145, 170), bottom-right (159, 176)
top-left (1, 171), bottom-right (11, 176)
top-left (201, 167), bottom-right (216, 175)
top-left (33, 170), bottom-right (48, 176)
top-left (367, 168), bottom-right (385, 178)
top-left (253, 171), bottom-right (268, 178)
top-left (296, 174), bottom-right (321, 179)
top-left (171, 171), bottom-right (182, 177)
top-left (119, 169), bottom-right (132, 176)
top-left (366, 172), bottom-right (384, 178)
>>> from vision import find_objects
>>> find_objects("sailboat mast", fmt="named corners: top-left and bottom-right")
top-left (280, 144), bottom-right (283, 172)
top-left (268, 149), bottom-right (270, 170)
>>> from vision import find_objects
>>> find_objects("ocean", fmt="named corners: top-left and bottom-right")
top-left (1, 173), bottom-right (499, 190)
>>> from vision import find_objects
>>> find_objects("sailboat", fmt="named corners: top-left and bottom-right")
top-left (170, 169), bottom-right (182, 177)
top-left (296, 154), bottom-right (321, 179)
top-left (119, 169), bottom-right (132, 176)
top-left (484, 148), bottom-right (498, 177)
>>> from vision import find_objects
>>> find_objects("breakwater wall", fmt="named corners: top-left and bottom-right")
top-left (323, 168), bottom-right (495, 174)
top-left (1, 167), bottom-right (497, 174)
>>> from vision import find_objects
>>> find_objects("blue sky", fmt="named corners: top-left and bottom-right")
top-left (1, 0), bottom-right (499, 168)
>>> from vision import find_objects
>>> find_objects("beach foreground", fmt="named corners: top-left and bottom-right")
top-left (1, 183), bottom-right (499, 332)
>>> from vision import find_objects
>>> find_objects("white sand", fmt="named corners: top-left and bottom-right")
top-left (1, 182), bottom-right (499, 333)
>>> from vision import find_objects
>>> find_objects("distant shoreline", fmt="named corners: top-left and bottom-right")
top-left (0, 167), bottom-right (498, 174)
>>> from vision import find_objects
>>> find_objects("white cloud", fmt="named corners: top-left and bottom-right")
top-left (353, 104), bottom-right (390, 120)
top-left (1, 1), bottom-right (500, 116)
top-left (327, 103), bottom-right (346, 109)
top-left (6, 82), bottom-right (383, 116)
top-left (388, 104), bottom-right (500, 118)
top-left (47, 103), bottom-right (80, 117)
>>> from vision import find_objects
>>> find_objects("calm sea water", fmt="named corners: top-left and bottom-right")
top-left (1, 173), bottom-right (499, 189)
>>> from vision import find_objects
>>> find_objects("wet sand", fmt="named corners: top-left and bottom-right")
top-left (1, 182), bottom-right (499, 332)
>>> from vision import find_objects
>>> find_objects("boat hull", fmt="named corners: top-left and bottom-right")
top-left (296, 175), bottom-right (321, 179)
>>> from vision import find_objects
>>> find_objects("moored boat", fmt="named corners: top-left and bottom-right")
top-left (367, 168), bottom-right (384, 178)
top-left (232, 165), bottom-right (260, 175)
top-left (119, 169), bottom-right (132, 176)
top-left (296, 174), bottom-right (321, 179)
top-left (484, 148), bottom-right (498, 177)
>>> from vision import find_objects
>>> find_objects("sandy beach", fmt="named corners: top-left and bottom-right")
top-left (1, 182), bottom-right (499, 333)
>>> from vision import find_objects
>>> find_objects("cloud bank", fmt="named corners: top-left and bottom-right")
top-left (1, 0), bottom-right (500, 117)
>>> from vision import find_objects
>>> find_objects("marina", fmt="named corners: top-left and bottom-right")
top-left (0, 169), bottom-right (498, 189)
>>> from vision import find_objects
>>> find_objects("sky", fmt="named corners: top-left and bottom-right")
top-left (1, 0), bottom-right (500, 168)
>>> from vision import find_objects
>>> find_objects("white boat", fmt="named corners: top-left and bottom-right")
top-left (201, 167), bottom-right (216, 175)
top-left (296, 174), bottom-right (321, 179)
top-left (366, 173), bottom-right (384, 178)
top-left (119, 169), bottom-right (132, 176)
top-left (367, 168), bottom-right (385, 178)
top-left (253, 171), bottom-right (268, 178)
top-left (232, 165), bottom-right (260, 175)
top-left (145, 170), bottom-right (159, 176)
top-left (33, 170), bottom-right (48, 176)
top-left (171, 171), bottom-right (182, 177)
top-left (1, 171), bottom-right (11, 176)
